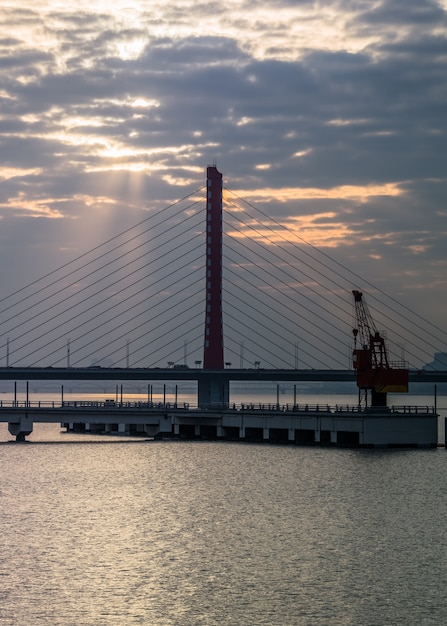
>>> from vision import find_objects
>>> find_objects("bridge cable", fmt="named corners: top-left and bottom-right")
top-left (0, 185), bottom-right (205, 307)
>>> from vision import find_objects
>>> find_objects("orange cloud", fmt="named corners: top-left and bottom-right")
top-left (230, 183), bottom-right (403, 203)
top-left (227, 211), bottom-right (354, 248)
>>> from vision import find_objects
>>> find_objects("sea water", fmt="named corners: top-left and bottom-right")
top-left (1, 392), bottom-right (447, 625)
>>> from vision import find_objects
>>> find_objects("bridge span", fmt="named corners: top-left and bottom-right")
top-left (0, 366), bottom-right (445, 383)
top-left (0, 367), bottom-right (442, 445)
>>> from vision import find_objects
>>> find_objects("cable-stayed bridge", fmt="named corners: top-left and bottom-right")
top-left (0, 169), bottom-right (445, 375)
top-left (0, 166), bottom-right (446, 392)
top-left (0, 166), bottom-right (444, 444)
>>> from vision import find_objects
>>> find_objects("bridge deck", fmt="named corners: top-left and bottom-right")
top-left (0, 367), bottom-right (445, 383)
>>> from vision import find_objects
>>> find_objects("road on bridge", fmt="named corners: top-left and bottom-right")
top-left (0, 367), bottom-right (445, 383)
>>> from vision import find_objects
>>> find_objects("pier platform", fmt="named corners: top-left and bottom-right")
top-left (0, 400), bottom-right (438, 447)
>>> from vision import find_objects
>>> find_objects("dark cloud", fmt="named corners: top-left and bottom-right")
top-left (358, 0), bottom-right (446, 27)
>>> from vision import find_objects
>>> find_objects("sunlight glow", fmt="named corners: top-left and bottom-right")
top-left (327, 119), bottom-right (372, 127)
top-left (0, 90), bottom-right (16, 100)
top-left (131, 98), bottom-right (160, 109)
top-left (1, 194), bottom-right (65, 218)
top-left (227, 211), bottom-right (355, 248)
top-left (0, 167), bottom-right (42, 180)
top-left (115, 37), bottom-right (147, 61)
top-left (236, 117), bottom-right (255, 126)
top-left (287, 212), bottom-right (354, 248)
top-left (78, 194), bottom-right (118, 207)
top-left (292, 149), bottom-right (312, 158)
top-left (408, 245), bottom-right (430, 254)
top-left (232, 183), bottom-right (403, 203)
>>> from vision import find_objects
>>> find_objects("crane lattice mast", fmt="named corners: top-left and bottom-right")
top-left (352, 290), bottom-right (408, 407)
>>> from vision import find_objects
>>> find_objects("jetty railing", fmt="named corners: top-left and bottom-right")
top-left (0, 399), bottom-right (436, 414)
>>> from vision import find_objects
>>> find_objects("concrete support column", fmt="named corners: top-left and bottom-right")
top-left (216, 425), bottom-right (223, 438)
top-left (118, 423), bottom-right (126, 434)
top-left (239, 426), bottom-right (245, 439)
top-left (174, 423), bottom-right (180, 435)
top-left (195, 424), bottom-right (201, 437)
top-left (8, 415), bottom-right (33, 441)
top-left (330, 430), bottom-right (337, 443)
top-left (288, 428), bottom-right (295, 441)
top-left (263, 427), bottom-right (269, 440)
top-left (160, 414), bottom-right (173, 433)
top-left (198, 376), bottom-right (229, 409)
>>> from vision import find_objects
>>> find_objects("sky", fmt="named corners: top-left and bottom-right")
top-left (0, 0), bottom-right (447, 368)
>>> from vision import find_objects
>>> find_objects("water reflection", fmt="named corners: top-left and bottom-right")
top-left (1, 428), bottom-right (447, 624)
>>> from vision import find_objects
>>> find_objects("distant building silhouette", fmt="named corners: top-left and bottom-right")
top-left (423, 352), bottom-right (447, 370)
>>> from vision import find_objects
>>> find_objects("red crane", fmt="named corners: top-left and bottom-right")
top-left (352, 290), bottom-right (408, 407)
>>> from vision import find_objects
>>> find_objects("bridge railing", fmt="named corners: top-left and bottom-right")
top-left (236, 403), bottom-right (331, 412)
top-left (388, 405), bottom-right (436, 414)
top-left (0, 400), bottom-right (61, 409)
top-left (334, 404), bottom-right (436, 414)
top-left (0, 400), bottom-right (193, 410)
top-left (0, 400), bottom-right (436, 414)
top-left (61, 400), bottom-right (192, 410)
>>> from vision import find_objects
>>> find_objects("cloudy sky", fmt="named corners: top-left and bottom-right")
top-left (0, 0), bottom-right (446, 368)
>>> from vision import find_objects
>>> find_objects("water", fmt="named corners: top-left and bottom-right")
top-left (1, 392), bottom-right (447, 625)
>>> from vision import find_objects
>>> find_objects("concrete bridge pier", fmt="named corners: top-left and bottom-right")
top-left (198, 375), bottom-right (229, 409)
top-left (8, 415), bottom-right (33, 441)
